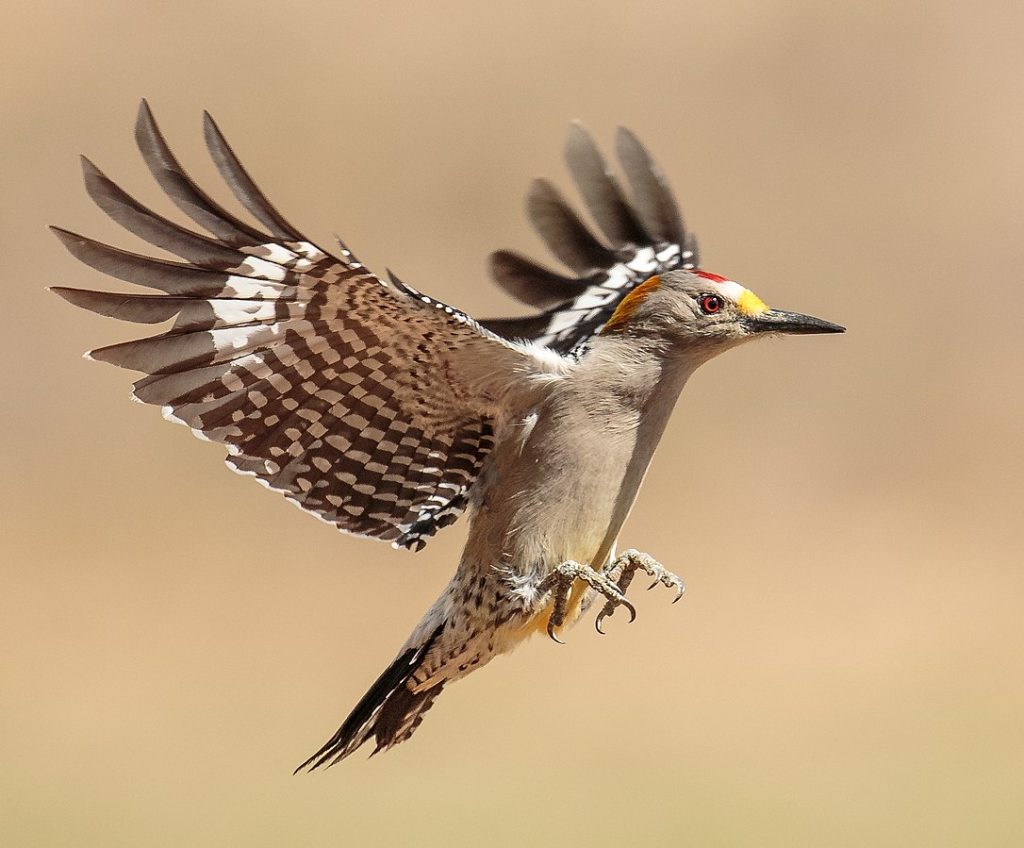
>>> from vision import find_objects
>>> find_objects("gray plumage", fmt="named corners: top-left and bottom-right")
top-left (53, 103), bottom-right (843, 768)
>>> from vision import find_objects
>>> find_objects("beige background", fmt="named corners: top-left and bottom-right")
top-left (3, 1), bottom-right (1022, 845)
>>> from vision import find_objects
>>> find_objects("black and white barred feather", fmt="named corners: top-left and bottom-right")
top-left (483, 122), bottom-right (699, 354)
top-left (53, 105), bottom-right (694, 552)
top-left (52, 101), bottom-right (530, 551)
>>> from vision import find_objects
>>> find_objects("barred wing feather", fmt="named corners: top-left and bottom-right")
top-left (484, 122), bottom-right (699, 354)
top-left (52, 101), bottom-right (546, 552)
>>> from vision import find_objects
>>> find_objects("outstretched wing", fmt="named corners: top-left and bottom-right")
top-left (483, 123), bottom-right (699, 354)
top-left (53, 101), bottom-right (552, 552)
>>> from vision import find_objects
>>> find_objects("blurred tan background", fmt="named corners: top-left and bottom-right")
top-left (2, 0), bottom-right (1022, 845)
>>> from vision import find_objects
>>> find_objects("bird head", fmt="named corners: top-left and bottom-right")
top-left (602, 268), bottom-right (844, 357)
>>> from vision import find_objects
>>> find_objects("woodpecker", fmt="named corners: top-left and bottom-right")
top-left (52, 102), bottom-right (844, 769)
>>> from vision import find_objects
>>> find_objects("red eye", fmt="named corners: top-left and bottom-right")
top-left (700, 295), bottom-right (722, 314)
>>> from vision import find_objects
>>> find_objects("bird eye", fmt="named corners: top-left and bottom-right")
top-left (700, 295), bottom-right (723, 315)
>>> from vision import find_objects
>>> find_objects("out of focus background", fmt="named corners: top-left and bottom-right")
top-left (3, 1), bottom-right (1022, 845)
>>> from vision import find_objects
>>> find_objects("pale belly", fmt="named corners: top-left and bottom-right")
top-left (462, 399), bottom-right (658, 647)
top-left (413, 352), bottom-right (693, 687)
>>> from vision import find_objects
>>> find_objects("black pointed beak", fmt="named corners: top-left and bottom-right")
top-left (749, 309), bottom-right (846, 335)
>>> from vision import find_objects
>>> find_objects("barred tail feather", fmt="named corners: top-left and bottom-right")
top-left (296, 623), bottom-right (446, 771)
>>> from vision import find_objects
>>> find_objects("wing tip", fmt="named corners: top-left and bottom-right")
top-left (84, 344), bottom-right (115, 366)
top-left (50, 286), bottom-right (99, 323)
top-left (49, 284), bottom-right (82, 307)
top-left (566, 119), bottom-right (590, 139)
top-left (134, 98), bottom-right (165, 155)
top-left (78, 153), bottom-right (100, 176)
top-left (135, 98), bottom-right (154, 137)
top-left (49, 225), bottom-right (82, 252)
top-left (526, 176), bottom-right (552, 201)
top-left (78, 155), bottom-right (110, 204)
top-left (565, 119), bottom-right (594, 146)
top-left (201, 108), bottom-right (221, 143)
top-left (487, 248), bottom-right (516, 271)
top-left (50, 285), bottom-right (112, 333)
top-left (614, 124), bottom-right (640, 146)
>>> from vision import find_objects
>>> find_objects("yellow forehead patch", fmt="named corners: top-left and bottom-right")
top-left (737, 289), bottom-right (769, 317)
top-left (602, 275), bottom-right (661, 332)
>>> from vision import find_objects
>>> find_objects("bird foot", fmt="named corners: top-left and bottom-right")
top-left (538, 561), bottom-right (636, 643)
top-left (595, 549), bottom-right (684, 634)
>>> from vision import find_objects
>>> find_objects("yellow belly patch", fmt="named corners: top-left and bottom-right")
top-left (515, 579), bottom-right (592, 640)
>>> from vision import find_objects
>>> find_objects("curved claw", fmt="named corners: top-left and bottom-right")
top-left (647, 579), bottom-right (660, 591)
top-left (595, 593), bottom-right (635, 633)
top-left (673, 586), bottom-right (686, 603)
top-left (547, 618), bottom-right (565, 644)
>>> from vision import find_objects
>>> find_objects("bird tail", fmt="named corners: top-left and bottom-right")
top-left (295, 622), bottom-right (446, 771)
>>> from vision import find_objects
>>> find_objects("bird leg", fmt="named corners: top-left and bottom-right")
top-left (595, 549), bottom-right (685, 634)
top-left (538, 561), bottom-right (636, 643)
